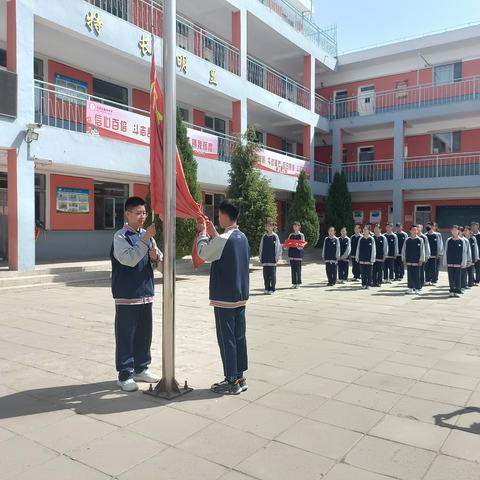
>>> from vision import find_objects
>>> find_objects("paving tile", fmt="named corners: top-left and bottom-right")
top-left (276, 418), bottom-right (362, 460)
top-left (323, 463), bottom-right (395, 480)
top-left (441, 429), bottom-right (480, 462)
top-left (68, 429), bottom-right (166, 477)
top-left (307, 399), bottom-right (385, 433)
top-left (421, 369), bottom-right (479, 390)
top-left (255, 387), bottom-right (328, 416)
top-left (236, 441), bottom-right (335, 480)
top-left (373, 361), bottom-right (428, 380)
top-left (283, 374), bottom-right (348, 398)
top-left (335, 384), bottom-right (400, 413)
top-left (407, 381), bottom-right (472, 406)
top-left (118, 447), bottom-right (226, 480)
top-left (423, 454), bottom-right (480, 480)
top-left (308, 363), bottom-right (366, 383)
top-left (0, 426), bottom-right (16, 444)
top-left (222, 403), bottom-right (301, 440)
top-left (178, 422), bottom-right (268, 467)
top-left (345, 436), bottom-right (435, 480)
top-left (369, 414), bottom-right (449, 451)
top-left (354, 372), bottom-right (416, 394)
top-left (390, 396), bottom-right (459, 425)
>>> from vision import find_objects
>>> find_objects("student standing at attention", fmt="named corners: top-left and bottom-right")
top-left (373, 224), bottom-right (388, 287)
top-left (401, 225), bottom-right (425, 295)
top-left (417, 224), bottom-right (431, 290)
top-left (458, 226), bottom-right (470, 292)
top-left (197, 199), bottom-right (250, 395)
top-left (322, 226), bottom-right (340, 286)
top-left (425, 224), bottom-right (441, 286)
top-left (111, 196), bottom-right (162, 392)
top-left (444, 225), bottom-right (468, 298)
top-left (471, 221), bottom-right (480, 285)
top-left (338, 227), bottom-right (351, 283)
top-left (288, 221), bottom-right (305, 289)
top-left (464, 226), bottom-right (479, 288)
top-left (395, 223), bottom-right (408, 281)
top-left (259, 221), bottom-right (282, 295)
top-left (383, 222), bottom-right (398, 284)
top-left (356, 225), bottom-right (376, 289)
top-left (350, 224), bottom-right (362, 281)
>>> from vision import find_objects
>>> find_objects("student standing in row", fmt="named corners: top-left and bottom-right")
top-left (373, 224), bottom-right (388, 287)
top-left (350, 224), bottom-right (362, 281)
top-left (288, 221), bottom-right (305, 289)
top-left (356, 225), bottom-right (376, 289)
top-left (471, 221), bottom-right (480, 285)
top-left (431, 222), bottom-right (444, 280)
top-left (338, 227), bottom-right (351, 283)
top-left (417, 224), bottom-right (431, 290)
top-left (395, 223), bottom-right (408, 280)
top-left (444, 225), bottom-right (468, 298)
top-left (425, 224), bottom-right (442, 286)
top-left (322, 226), bottom-right (340, 286)
top-left (383, 223), bottom-right (398, 284)
top-left (459, 227), bottom-right (470, 292)
top-left (402, 225), bottom-right (425, 295)
top-left (464, 226), bottom-right (479, 288)
top-left (259, 221), bottom-right (282, 295)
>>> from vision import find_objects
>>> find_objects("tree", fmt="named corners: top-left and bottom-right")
top-left (287, 169), bottom-right (319, 248)
top-left (323, 171), bottom-right (354, 238)
top-left (227, 128), bottom-right (277, 256)
top-left (145, 108), bottom-right (201, 258)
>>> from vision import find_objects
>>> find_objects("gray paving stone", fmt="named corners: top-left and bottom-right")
top-left (323, 463), bottom-right (395, 480)
top-left (423, 454), bottom-right (480, 480)
top-left (335, 384), bottom-right (401, 413)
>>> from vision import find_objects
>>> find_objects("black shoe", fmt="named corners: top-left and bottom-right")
top-left (211, 379), bottom-right (242, 395)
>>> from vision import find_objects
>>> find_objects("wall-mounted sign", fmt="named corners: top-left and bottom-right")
top-left (138, 34), bottom-right (152, 56)
top-left (85, 11), bottom-right (103, 35)
top-left (86, 100), bottom-right (150, 146)
top-left (176, 55), bottom-right (188, 74)
top-left (56, 187), bottom-right (90, 213)
top-left (353, 210), bottom-right (364, 224)
top-left (256, 149), bottom-right (310, 179)
top-left (186, 128), bottom-right (218, 160)
top-left (209, 70), bottom-right (218, 86)
top-left (370, 210), bottom-right (381, 223)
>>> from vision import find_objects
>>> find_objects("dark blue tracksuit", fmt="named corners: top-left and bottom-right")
top-left (323, 236), bottom-right (340, 285)
top-left (425, 233), bottom-right (440, 284)
top-left (259, 233), bottom-right (281, 292)
top-left (288, 233), bottom-right (305, 285)
top-left (474, 232), bottom-right (480, 283)
top-left (395, 231), bottom-right (408, 279)
top-left (350, 234), bottom-right (361, 280)
top-left (383, 233), bottom-right (398, 281)
top-left (444, 237), bottom-right (467, 294)
top-left (338, 236), bottom-right (351, 281)
top-left (373, 235), bottom-right (387, 286)
top-left (197, 227), bottom-right (250, 381)
top-left (402, 237), bottom-right (424, 290)
top-left (356, 236), bottom-right (376, 287)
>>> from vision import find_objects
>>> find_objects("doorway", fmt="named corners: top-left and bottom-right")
top-left (0, 172), bottom-right (7, 262)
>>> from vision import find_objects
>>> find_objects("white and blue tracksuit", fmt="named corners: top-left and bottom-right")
top-left (395, 231), bottom-right (408, 279)
top-left (197, 226), bottom-right (249, 381)
top-left (425, 232), bottom-right (443, 284)
top-left (383, 233), bottom-right (398, 281)
top-left (467, 236), bottom-right (479, 287)
top-left (288, 232), bottom-right (305, 285)
top-left (338, 235), bottom-right (351, 281)
top-left (444, 237), bottom-right (468, 293)
top-left (111, 224), bottom-right (163, 381)
top-left (350, 234), bottom-right (362, 279)
top-left (373, 234), bottom-right (388, 286)
top-left (322, 235), bottom-right (341, 285)
top-left (356, 236), bottom-right (376, 287)
top-left (418, 233), bottom-right (431, 289)
top-left (402, 236), bottom-right (425, 290)
top-left (259, 232), bottom-right (282, 292)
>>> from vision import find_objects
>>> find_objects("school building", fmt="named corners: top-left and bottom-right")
top-left (1, 0), bottom-right (480, 271)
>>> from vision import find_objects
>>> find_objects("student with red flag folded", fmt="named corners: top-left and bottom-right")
top-left (286, 221), bottom-right (306, 289)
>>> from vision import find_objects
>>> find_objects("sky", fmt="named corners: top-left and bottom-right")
top-left (313, 0), bottom-right (480, 53)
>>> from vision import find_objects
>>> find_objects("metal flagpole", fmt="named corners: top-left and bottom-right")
top-left (146, 0), bottom-right (191, 400)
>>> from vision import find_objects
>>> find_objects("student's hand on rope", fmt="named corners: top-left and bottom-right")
top-left (144, 224), bottom-right (156, 243)
top-left (196, 218), bottom-right (207, 235)
top-left (149, 247), bottom-right (159, 262)
top-left (206, 220), bottom-right (219, 238)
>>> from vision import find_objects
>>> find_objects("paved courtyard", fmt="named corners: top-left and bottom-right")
top-left (2, 260), bottom-right (480, 479)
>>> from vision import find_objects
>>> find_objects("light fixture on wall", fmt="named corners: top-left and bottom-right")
top-left (25, 123), bottom-right (42, 143)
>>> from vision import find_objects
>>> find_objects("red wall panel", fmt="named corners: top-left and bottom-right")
top-left (132, 88), bottom-right (149, 115)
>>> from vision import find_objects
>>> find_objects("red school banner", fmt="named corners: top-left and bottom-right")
top-left (256, 148), bottom-right (310, 178)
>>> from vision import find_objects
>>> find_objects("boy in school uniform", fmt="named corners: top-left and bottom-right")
top-left (464, 226), bottom-right (479, 288)
top-left (350, 224), bottom-right (362, 281)
top-left (471, 221), bottom-right (480, 285)
top-left (373, 224), bottom-right (388, 287)
top-left (197, 199), bottom-right (249, 395)
top-left (417, 224), bottom-right (431, 290)
top-left (383, 222), bottom-right (398, 283)
top-left (444, 225), bottom-right (468, 298)
top-left (338, 227), bottom-right (351, 283)
top-left (395, 223), bottom-right (408, 281)
top-left (425, 224), bottom-right (442, 286)
top-left (259, 221), bottom-right (282, 295)
top-left (356, 225), bottom-right (376, 289)
top-left (322, 226), bottom-right (341, 286)
top-left (401, 225), bottom-right (425, 295)
top-left (431, 222), bottom-right (444, 281)
top-left (458, 227), bottom-right (470, 292)
top-left (111, 196), bottom-right (162, 392)
top-left (288, 221), bottom-right (305, 289)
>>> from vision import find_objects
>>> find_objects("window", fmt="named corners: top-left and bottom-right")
top-left (334, 90), bottom-right (348, 119)
top-left (254, 130), bottom-right (264, 144)
top-left (178, 107), bottom-right (189, 122)
top-left (282, 139), bottom-right (294, 154)
top-left (176, 21), bottom-right (190, 50)
top-left (205, 116), bottom-right (226, 134)
top-left (54, 74), bottom-right (88, 105)
top-left (202, 192), bottom-right (225, 228)
top-left (92, 78), bottom-right (128, 107)
top-left (395, 80), bottom-right (408, 98)
top-left (358, 146), bottom-right (374, 163)
top-left (342, 148), bottom-right (347, 163)
top-left (414, 205), bottom-right (431, 226)
top-left (0, 49), bottom-right (6, 69)
top-left (91, 0), bottom-right (129, 20)
top-left (34, 58), bottom-right (44, 81)
top-left (34, 58), bottom-right (45, 123)
top-left (35, 174), bottom-right (46, 227)
top-left (432, 131), bottom-right (461, 154)
top-left (94, 182), bottom-right (129, 230)
top-left (433, 62), bottom-right (462, 85)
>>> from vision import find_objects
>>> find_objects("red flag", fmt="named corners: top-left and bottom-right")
top-left (149, 52), bottom-right (207, 268)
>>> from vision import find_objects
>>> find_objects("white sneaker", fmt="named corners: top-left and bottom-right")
top-left (414, 289), bottom-right (420, 295)
top-left (264, 290), bottom-right (269, 295)
top-left (133, 369), bottom-right (161, 383)
top-left (117, 378), bottom-right (139, 392)
top-left (449, 292), bottom-right (455, 297)
top-left (406, 288), bottom-right (413, 295)
top-left (291, 285), bottom-right (296, 289)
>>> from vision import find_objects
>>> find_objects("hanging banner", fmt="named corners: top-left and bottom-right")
top-left (56, 187), bottom-right (90, 213)
top-left (86, 100), bottom-right (150, 146)
top-left (256, 148), bottom-right (310, 178)
top-left (370, 210), bottom-right (382, 223)
top-left (353, 210), bottom-right (364, 224)
top-left (186, 128), bottom-right (218, 160)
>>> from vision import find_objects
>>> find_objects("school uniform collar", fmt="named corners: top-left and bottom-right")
top-left (125, 223), bottom-right (144, 234)
top-left (225, 224), bottom-right (238, 232)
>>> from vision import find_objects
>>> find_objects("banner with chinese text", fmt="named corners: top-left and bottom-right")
top-left (186, 128), bottom-right (218, 160)
top-left (256, 148), bottom-right (310, 178)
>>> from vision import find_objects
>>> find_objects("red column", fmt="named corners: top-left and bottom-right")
top-left (232, 11), bottom-right (241, 49)
top-left (7, 0), bottom-right (16, 72)
top-left (7, 149), bottom-right (18, 270)
top-left (232, 100), bottom-right (241, 136)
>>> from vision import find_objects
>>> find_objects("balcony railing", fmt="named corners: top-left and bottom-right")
top-left (314, 161), bottom-right (331, 183)
top-left (331, 76), bottom-right (480, 119)
top-left (87, 0), bottom-right (240, 75)
top-left (342, 160), bottom-right (393, 182)
top-left (247, 56), bottom-right (310, 109)
top-left (404, 153), bottom-right (480, 179)
top-left (256, 0), bottom-right (337, 56)
top-left (315, 94), bottom-right (330, 118)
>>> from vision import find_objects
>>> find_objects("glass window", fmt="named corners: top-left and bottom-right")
top-left (34, 58), bottom-right (44, 81)
top-left (35, 174), bottom-right (46, 227)
top-left (91, 0), bottom-right (129, 20)
top-left (178, 107), bottom-right (189, 122)
top-left (54, 74), bottom-right (88, 105)
top-left (358, 146), bottom-right (374, 162)
top-left (0, 49), bottom-right (6, 69)
top-left (92, 78), bottom-right (128, 107)
top-left (254, 130), bottom-right (264, 144)
top-left (282, 139), bottom-right (293, 154)
top-left (432, 131), bottom-right (461, 154)
top-left (94, 182), bottom-right (129, 230)
top-left (414, 205), bottom-right (431, 226)
top-left (433, 62), bottom-right (462, 85)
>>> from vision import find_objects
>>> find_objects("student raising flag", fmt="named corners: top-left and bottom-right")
top-left (149, 50), bottom-right (207, 268)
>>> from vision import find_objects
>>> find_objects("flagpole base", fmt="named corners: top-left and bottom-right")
top-left (144, 378), bottom-right (193, 400)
